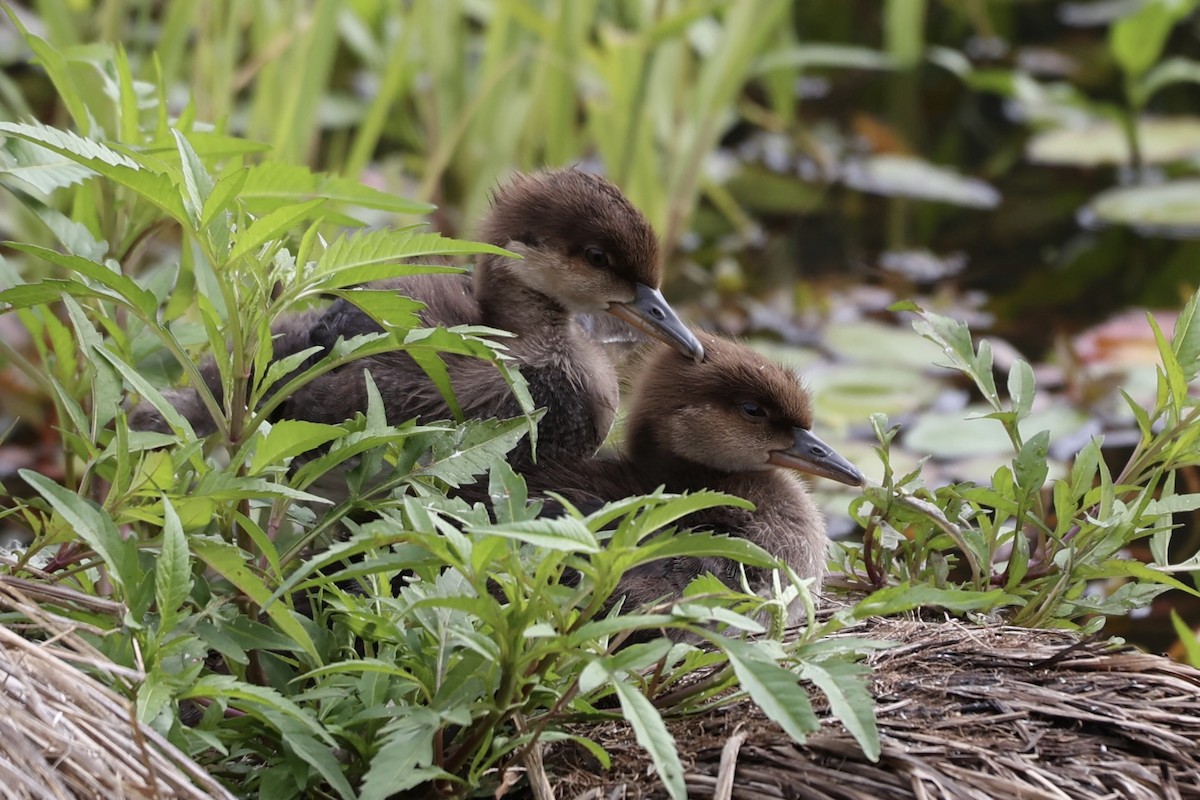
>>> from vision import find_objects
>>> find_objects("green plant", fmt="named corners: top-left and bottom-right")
top-left (837, 298), bottom-right (1200, 630)
top-left (0, 29), bottom-right (878, 799)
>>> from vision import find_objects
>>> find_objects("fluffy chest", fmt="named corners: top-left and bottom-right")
top-left (518, 336), bottom-right (619, 462)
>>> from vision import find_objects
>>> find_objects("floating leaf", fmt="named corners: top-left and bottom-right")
top-left (842, 154), bottom-right (1000, 208)
top-left (1080, 179), bottom-right (1200, 239)
top-left (1028, 118), bottom-right (1200, 167)
top-left (904, 404), bottom-right (1088, 459)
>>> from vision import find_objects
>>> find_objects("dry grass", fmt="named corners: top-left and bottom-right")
top-left (0, 579), bottom-right (234, 800)
top-left (555, 617), bottom-right (1200, 799)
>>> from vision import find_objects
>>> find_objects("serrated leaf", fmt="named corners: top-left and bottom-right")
top-left (154, 495), bottom-right (193, 637)
top-left (3, 187), bottom-right (107, 259)
top-left (630, 530), bottom-right (778, 569)
top-left (273, 718), bottom-right (357, 800)
top-left (248, 420), bottom-right (346, 474)
top-left (329, 289), bottom-right (425, 331)
top-left (20, 470), bottom-right (137, 593)
top-left (183, 674), bottom-right (332, 741)
top-left (320, 174), bottom-right (435, 214)
top-left (470, 516), bottom-right (600, 552)
top-left (1171, 291), bottom-right (1200, 383)
top-left (854, 583), bottom-right (1016, 617)
top-left (0, 137), bottom-right (96, 194)
top-left (416, 417), bottom-right (529, 487)
top-left (359, 710), bottom-right (450, 799)
top-left (191, 539), bottom-right (320, 663)
top-left (4, 18), bottom-right (91, 133)
top-left (0, 122), bottom-right (189, 222)
top-left (316, 228), bottom-right (511, 278)
top-left (200, 167), bottom-right (250, 228)
top-left (172, 129), bottom-right (212, 227)
top-left (1149, 311), bottom-right (1187, 412)
top-left (608, 673), bottom-right (685, 800)
top-left (716, 638), bottom-right (818, 745)
top-left (228, 199), bottom-right (325, 262)
top-left (6, 243), bottom-right (157, 317)
top-left (799, 658), bottom-right (879, 760)
top-left (487, 460), bottom-right (532, 524)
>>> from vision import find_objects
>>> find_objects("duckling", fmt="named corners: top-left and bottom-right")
top-left (524, 332), bottom-right (865, 625)
top-left (133, 169), bottom-right (703, 471)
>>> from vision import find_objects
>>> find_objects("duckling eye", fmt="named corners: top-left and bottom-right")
top-left (740, 402), bottom-right (767, 420)
top-left (584, 246), bottom-right (610, 269)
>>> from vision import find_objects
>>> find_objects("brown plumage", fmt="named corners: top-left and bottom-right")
top-left (525, 332), bottom-right (865, 625)
top-left (133, 169), bottom-right (703, 470)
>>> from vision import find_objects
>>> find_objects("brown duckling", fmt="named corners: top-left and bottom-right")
top-left (525, 332), bottom-right (865, 624)
top-left (134, 169), bottom-right (703, 470)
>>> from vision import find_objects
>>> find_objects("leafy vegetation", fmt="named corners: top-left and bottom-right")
top-left (2, 2), bottom-right (1200, 798)
top-left (836, 297), bottom-right (1200, 630)
top-left (0, 17), bottom-right (875, 799)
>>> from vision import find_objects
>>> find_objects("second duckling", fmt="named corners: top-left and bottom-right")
top-left (525, 332), bottom-right (865, 625)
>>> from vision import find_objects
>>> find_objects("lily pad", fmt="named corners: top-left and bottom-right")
top-left (842, 155), bottom-right (1001, 209)
top-left (1079, 180), bottom-right (1200, 238)
top-left (806, 363), bottom-right (942, 427)
top-left (903, 404), bottom-right (1089, 460)
top-left (1027, 117), bottom-right (1200, 166)
top-left (824, 320), bottom-right (948, 369)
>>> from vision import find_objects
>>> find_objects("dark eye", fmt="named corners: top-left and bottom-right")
top-left (584, 246), bottom-right (610, 269)
top-left (740, 402), bottom-right (767, 419)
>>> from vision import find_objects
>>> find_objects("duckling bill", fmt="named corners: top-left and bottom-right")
top-left (524, 332), bottom-right (864, 628)
top-left (133, 169), bottom-right (703, 472)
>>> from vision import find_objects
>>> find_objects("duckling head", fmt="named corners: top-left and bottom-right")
top-left (627, 333), bottom-right (866, 487)
top-left (475, 169), bottom-right (704, 361)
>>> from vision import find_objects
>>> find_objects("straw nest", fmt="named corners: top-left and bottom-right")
top-left (0, 578), bottom-right (234, 800)
top-left (554, 616), bottom-right (1200, 799)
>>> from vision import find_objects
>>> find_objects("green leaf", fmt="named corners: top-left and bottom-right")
top-left (716, 638), bottom-right (818, 745)
top-left (228, 199), bottom-right (325, 262)
top-left (470, 517), bottom-right (600, 553)
top-left (4, 15), bottom-right (91, 133)
top-left (200, 167), bottom-right (250, 228)
top-left (630, 530), bottom-right (778, 570)
top-left (0, 122), bottom-right (189, 222)
top-left (154, 495), bottom-right (193, 637)
top-left (799, 659), bottom-right (879, 761)
top-left (854, 583), bottom-right (1016, 617)
top-left (0, 137), bottom-right (96, 194)
top-left (1110, 0), bottom-right (1193, 79)
top-left (1135, 56), bottom-right (1200, 105)
top-left (328, 289), bottom-right (425, 332)
top-left (20, 470), bottom-right (137, 593)
top-left (1149, 311), bottom-right (1187, 412)
top-left (608, 672), bottom-right (685, 800)
top-left (1170, 610), bottom-right (1200, 668)
top-left (248, 420), bottom-right (346, 475)
top-left (5, 243), bottom-right (157, 318)
top-left (172, 129), bottom-right (213, 227)
top-left (274, 719), bottom-right (357, 800)
top-left (191, 539), bottom-right (321, 663)
top-left (1013, 430), bottom-right (1050, 496)
top-left (239, 161), bottom-right (434, 214)
top-left (359, 710), bottom-right (454, 799)
top-left (1007, 359), bottom-right (1035, 420)
top-left (1171, 291), bottom-right (1200, 383)
top-left (2, 187), bottom-right (107, 259)
top-left (416, 417), bottom-right (530, 487)
top-left (486, 460), bottom-right (534, 524)
top-left (315, 228), bottom-right (511, 280)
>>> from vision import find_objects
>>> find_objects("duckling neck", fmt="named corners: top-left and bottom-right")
top-left (474, 261), bottom-right (572, 335)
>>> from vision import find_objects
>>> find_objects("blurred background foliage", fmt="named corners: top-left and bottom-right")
top-left (1, 0), bottom-right (1199, 651)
